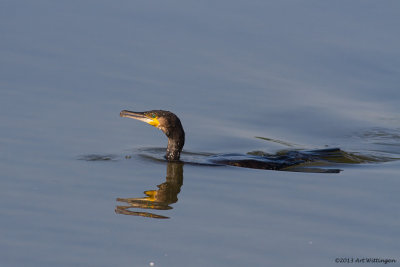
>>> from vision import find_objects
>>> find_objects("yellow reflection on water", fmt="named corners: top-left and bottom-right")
top-left (115, 162), bottom-right (183, 219)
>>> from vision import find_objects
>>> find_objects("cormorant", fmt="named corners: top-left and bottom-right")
top-left (120, 110), bottom-right (185, 161)
top-left (120, 109), bottom-right (342, 172)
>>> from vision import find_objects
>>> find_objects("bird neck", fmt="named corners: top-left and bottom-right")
top-left (165, 126), bottom-right (185, 161)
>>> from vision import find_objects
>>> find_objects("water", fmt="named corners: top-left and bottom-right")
top-left (1, 1), bottom-right (400, 266)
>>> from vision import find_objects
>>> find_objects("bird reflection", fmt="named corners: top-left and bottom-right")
top-left (115, 162), bottom-right (183, 219)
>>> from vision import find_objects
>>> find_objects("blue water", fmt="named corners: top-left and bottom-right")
top-left (1, 1), bottom-right (399, 266)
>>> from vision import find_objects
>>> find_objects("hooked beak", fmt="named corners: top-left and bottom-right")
top-left (120, 110), bottom-right (159, 127)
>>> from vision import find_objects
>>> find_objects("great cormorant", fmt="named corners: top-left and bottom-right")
top-left (120, 109), bottom-right (343, 172)
top-left (120, 110), bottom-right (185, 161)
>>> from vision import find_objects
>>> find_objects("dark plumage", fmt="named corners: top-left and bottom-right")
top-left (120, 109), bottom-right (341, 173)
top-left (120, 110), bottom-right (185, 161)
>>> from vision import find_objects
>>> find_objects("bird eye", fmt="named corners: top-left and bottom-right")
top-left (151, 113), bottom-right (156, 118)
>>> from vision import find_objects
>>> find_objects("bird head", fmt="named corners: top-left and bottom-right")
top-left (120, 110), bottom-right (181, 136)
top-left (120, 109), bottom-right (185, 160)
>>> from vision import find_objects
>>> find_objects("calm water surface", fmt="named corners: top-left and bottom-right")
top-left (1, 1), bottom-right (400, 266)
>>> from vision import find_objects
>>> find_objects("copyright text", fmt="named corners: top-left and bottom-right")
top-left (335, 258), bottom-right (396, 264)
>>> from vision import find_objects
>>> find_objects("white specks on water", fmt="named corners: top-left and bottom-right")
top-left (149, 262), bottom-right (155, 266)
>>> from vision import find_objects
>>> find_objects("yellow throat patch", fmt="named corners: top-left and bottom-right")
top-left (148, 117), bottom-right (159, 127)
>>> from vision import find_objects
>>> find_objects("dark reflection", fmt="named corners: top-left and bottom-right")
top-left (115, 162), bottom-right (183, 219)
